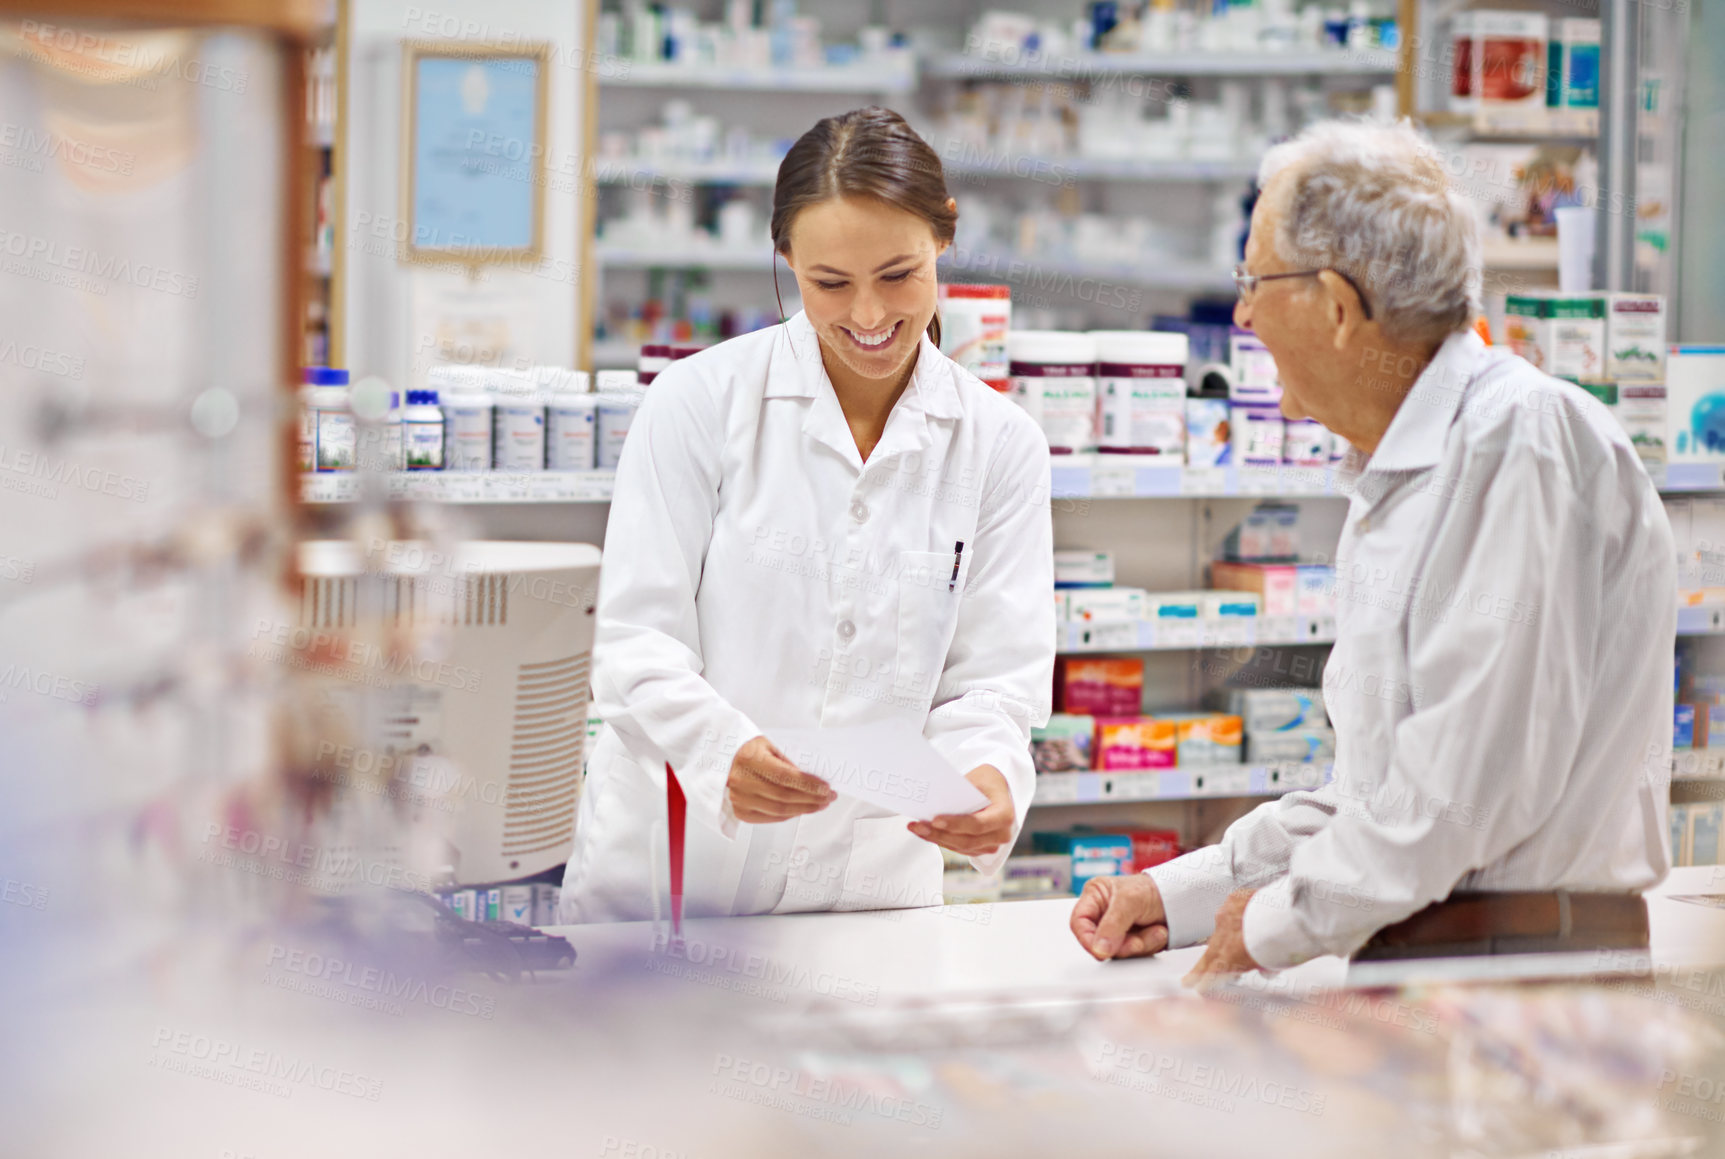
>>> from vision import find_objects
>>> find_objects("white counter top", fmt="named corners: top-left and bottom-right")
top-left (547, 866), bottom-right (1725, 1006)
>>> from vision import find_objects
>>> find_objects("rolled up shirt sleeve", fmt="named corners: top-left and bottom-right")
top-left (924, 415), bottom-right (1056, 877)
top-left (1242, 446), bottom-right (1599, 968)
top-left (591, 368), bottom-right (760, 839)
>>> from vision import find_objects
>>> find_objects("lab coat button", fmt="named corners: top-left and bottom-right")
top-left (836, 619), bottom-right (856, 642)
top-left (850, 501), bottom-right (869, 523)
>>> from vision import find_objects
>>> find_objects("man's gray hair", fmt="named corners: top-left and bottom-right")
top-left (1258, 119), bottom-right (1482, 346)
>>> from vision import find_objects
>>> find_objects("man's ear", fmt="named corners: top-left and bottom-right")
top-left (1323, 270), bottom-right (1361, 351)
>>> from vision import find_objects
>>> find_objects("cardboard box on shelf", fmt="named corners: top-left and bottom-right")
top-left (1068, 587), bottom-right (1149, 623)
top-left (1667, 346), bottom-right (1725, 464)
top-left (1128, 829), bottom-right (1182, 873)
top-left (1095, 716), bottom-right (1177, 770)
top-left (1295, 565), bottom-right (1336, 616)
top-left (1057, 656), bottom-right (1144, 717)
top-left (1031, 832), bottom-right (1134, 894)
top-left (1001, 853), bottom-right (1073, 899)
top-left (1224, 687), bottom-right (1329, 731)
top-left (1163, 712), bottom-right (1244, 766)
top-left (1604, 293), bottom-right (1665, 381)
top-left (1246, 727), bottom-right (1337, 764)
top-left (1032, 714), bottom-right (1096, 774)
top-left (1209, 561), bottom-right (1299, 617)
top-left (1055, 549), bottom-right (1114, 588)
top-left (1184, 397), bottom-right (1232, 467)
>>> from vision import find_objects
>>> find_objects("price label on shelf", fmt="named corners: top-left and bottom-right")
top-left (1257, 615), bottom-right (1296, 645)
top-left (442, 474), bottom-right (487, 502)
top-left (1075, 620), bottom-right (1137, 651)
top-left (1156, 619), bottom-right (1202, 649)
top-left (1180, 467), bottom-right (1226, 496)
top-left (1089, 462), bottom-right (1136, 498)
top-left (1238, 467), bottom-right (1281, 495)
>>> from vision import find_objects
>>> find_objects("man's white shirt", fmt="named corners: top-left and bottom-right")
top-left (1148, 329), bottom-right (1676, 968)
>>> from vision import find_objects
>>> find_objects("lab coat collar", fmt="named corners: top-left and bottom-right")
top-left (1359, 328), bottom-right (1482, 476)
top-left (770, 311), bottom-right (962, 470)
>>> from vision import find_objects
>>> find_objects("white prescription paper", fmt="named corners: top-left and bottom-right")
top-left (762, 723), bottom-right (989, 822)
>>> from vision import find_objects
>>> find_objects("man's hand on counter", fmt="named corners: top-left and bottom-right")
top-left (909, 765), bottom-right (1013, 857)
top-left (1070, 874), bottom-right (1171, 961)
top-left (1182, 889), bottom-right (1262, 986)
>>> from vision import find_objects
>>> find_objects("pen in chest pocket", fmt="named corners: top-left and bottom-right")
top-left (949, 541), bottom-right (964, 592)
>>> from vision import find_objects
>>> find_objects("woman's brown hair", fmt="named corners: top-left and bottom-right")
top-left (770, 106), bottom-right (957, 347)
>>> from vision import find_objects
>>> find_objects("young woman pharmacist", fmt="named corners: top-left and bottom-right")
top-left (560, 108), bottom-right (1055, 923)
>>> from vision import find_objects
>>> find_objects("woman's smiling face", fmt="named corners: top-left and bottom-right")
top-left (782, 195), bottom-right (949, 387)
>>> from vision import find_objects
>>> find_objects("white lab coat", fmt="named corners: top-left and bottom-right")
top-left (560, 311), bottom-right (1056, 923)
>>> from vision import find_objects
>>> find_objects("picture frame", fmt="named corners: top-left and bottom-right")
top-left (400, 40), bottom-right (548, 266)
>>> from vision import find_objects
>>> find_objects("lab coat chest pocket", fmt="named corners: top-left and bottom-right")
top-left (891, 549), bottom-right (968, 698)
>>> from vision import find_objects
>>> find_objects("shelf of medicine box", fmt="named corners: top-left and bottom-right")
top-left (1032, 761), bottom-right (1333, 806)
top-left (1420, 108), bottom-right (1598, 142)
top-left (1048, 455), bottom-right (1349, 499)
top-left (1677, 605), bottom-right (1725, 636)
top-left (306, 246), bottom-right (332, 278)
top-left (941, 249), bottom-right (1237, 293)
top-left (923, 49), bottom-right (1399, 82)
top-left (1652, 464), bottom-right (1725, 494)
top-left (1059, 613), bottom-right (1335, 653)
top-left (1481, 238), bottom-right (1561, 271)
top-left (593, 158), bottom-right (784, 186)
top-left (939, 156), bottom-right (1261, 184)
top-left (595, 244), bottom-right (775, 271)
top-left (1672, 750), bottom-right (1725, 782)
top-left (599, 58), bottom-right (916, 93)
top-left (589, 338), bottom-right (641, 367)
top-left (301, 471), bottom-right (616, 504)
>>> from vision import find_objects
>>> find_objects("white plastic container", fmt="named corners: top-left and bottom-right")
top-left (1093, 330), bottom-right (1188, 457)
top-left (297, 384), bottom-right (316, 472)
top-left (403, 389), bottom-right (445, 470)
top-left (595, 388), bottom-right (644, 470)
top-left (433, 370), bottom-right (494, 472)
top-left (1008, 330), bottom-right (1098, 454)
top-left (547, 380), bottom-right (599, 472)
top-left (490, 370), bottom-right (547, 472)
top-left (307, 368), bottom-right (355, 471)
top-left (938, 283), bottom-right (1012, 390)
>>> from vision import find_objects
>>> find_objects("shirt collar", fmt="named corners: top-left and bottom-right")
top-left (768, 311), bottom-right (961, 416)
top-left (1359, 328), bottom-right (1482, 475)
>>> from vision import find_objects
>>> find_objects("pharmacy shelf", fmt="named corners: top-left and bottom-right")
top-left (601, 59), bottom-right (916, 93)
top-left (941, 156), bottom-right (1261, 183)
top-left (1655, 463), bottom-right (1725, 493)
top-left (1673, 750), bottom-right (1725, 782)
top-left (1482, 238), bottom-right (1561, 271)
top-left (596, 244), bottom-right (773, 271)
top-left (1422, 108), bottom-right (1599, 141)
top-left (1678, 605), bottom-right (1725, 636)
top-left (595, 156), bottom-right (1260, 187)
top-left (943, 249), bottom-right (1237, 293)
top-left (301, 472), bottom-right (615, 504)
top-left (1050, 455), bottom-right (1346, 499)
top-left (1059, 614), bottom-right (1335, 653)
top-left (924, 49), bottom-right (1399, 81)
top-left (593, 158), bottom-right (783, 185)
top-left (1032, 761), bottom-right (1333, 806)
top-left (590, 339), bottom-right (640, 366)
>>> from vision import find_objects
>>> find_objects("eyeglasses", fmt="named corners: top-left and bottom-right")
top-left (1232, 264), bottom-right (1374, 321)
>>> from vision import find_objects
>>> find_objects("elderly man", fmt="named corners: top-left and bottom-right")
top-left (1071, 119), bottom-right (1675, 979)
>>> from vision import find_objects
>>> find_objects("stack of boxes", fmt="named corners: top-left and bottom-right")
top-left (436, 881), bottom-right (562, 927)
top-left (1225, 688), bottom-right (1335, 765)
top-left (1503, 291), bottom-right (1668, 471)
top-left (1008, 828), bottom-right (1184, 898)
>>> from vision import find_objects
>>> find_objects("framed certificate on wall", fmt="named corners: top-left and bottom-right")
top-left (400, 41), bottom-right (548, 265)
